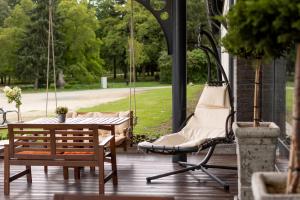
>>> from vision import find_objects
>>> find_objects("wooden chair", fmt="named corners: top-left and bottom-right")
top-left (54, 194), bottom-right (174, 200)
top-left (4, 123), bottom-right (117, 195)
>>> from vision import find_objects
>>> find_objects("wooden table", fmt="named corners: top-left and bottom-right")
top-left (24, 117), bottom-right (130, 179)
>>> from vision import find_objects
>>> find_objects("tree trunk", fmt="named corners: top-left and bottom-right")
top-left (34, 78), bottom-right (39, 90)
top-left (142, 66), bottom-right (146, 77)
top-left (287, 43), bottom-right (300, 193)
top-left (253, 59), bottom-right (262, 127)
top-left (113, 57), bottom-right (117, 79)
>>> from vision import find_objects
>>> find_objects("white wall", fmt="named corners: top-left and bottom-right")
top-left (220, 0), bottom-right (231, 80)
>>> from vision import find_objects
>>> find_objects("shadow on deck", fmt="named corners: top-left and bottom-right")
top-left (0, 152), bottom-right (288, 200)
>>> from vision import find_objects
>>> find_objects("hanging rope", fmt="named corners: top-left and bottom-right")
top-left (129, 0), bottom-right (137, 123)
top-left (46, 0), bottom-right (58, 117)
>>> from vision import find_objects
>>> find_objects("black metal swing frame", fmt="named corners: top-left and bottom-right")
top-left (141, 27), bottom-right (237, 191)
top-left (0, 108), bottom-right (18, 126)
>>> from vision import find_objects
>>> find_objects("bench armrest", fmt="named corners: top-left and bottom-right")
top-left (99, 135), bottom-right (114, 146)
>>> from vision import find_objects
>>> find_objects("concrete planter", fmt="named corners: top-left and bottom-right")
top-left (233, 122), bottom-right (280, 200)
top-left (252, 172), bottom-right (300, 200)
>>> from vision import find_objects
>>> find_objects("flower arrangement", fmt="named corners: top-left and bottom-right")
top-left (3, 86), bottom-right (22, 107)
top-left (3, 86), bottom-right (22, 121)
top-left (55, 106), bottom-right (68, 115)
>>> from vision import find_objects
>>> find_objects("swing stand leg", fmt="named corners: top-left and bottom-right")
top-left (146, 162), bottom-right (233, 191)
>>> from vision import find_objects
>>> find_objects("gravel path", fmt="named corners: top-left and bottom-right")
top-left (0, 87), bottom-right (167, 122)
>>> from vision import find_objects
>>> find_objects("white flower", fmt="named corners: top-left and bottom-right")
top-left (3, 86), bottom-right (22, 107)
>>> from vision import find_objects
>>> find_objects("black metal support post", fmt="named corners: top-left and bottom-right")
top-left (172, 0), bottom-right (187, 163)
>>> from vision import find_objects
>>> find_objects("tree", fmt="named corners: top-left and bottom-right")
top-left (223, 0), bottom-right (300, 193)
top-left (187, 49), bottom-right (210, 83)
top-left (0, 0), bottom-right (33, 84)
top-left (58, 0), bottom-right (104, 83)
top-left (0, 0), bottom-right (10, 26)
top-left (187, 0), bottom-right (208, 50)
top-left (16, 0), bottom-right (54, 88)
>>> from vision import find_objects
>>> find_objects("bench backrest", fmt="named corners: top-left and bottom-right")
top-left (8, 124), bottom-right (99, 161)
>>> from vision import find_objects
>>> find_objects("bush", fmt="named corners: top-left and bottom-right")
top-left (187, 49), bottom-right (210, 83)
top-left (158, 49), bottom-right (211, 84)
top-left (158, 51), bottom-right (172, 83)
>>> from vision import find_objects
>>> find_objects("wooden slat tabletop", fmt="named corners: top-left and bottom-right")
top-left (25, 117), bottom-right (129, 126)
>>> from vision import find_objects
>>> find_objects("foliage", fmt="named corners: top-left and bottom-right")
top-left (3, 86), bottom-right (22, 107)
top-left (16, 0), bottom-right (57, 88)
top-left (0, 0), bottom-right (10, 26)
top-left (159, 49), bottom-right (210, 84)
top-left (222, 0), bottom-right (289, 59)
top-left (0, 0), bottom-right (33, 80)
top-left (158, 51), bottom-right (172, 83)
top-left (55, 106), bottom-right (68, 115)
top-left (0, 0), bottom-right (210, 88)
top-left (187, 0), bottom-right (208, 49)
top-left (187, 49), bottom-right (210, 83)
top-left (58, 0), bottom-right (104, 83)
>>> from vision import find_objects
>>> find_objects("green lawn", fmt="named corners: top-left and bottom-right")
top-left (79, 85), bottom-right (203, 137)
top-left (0, 129), bottom-right (7, 140)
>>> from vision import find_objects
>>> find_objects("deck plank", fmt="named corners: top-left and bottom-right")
top-left (0, 153), bottom-right (238, 200)
top-left (0, 152), bottom-right (289, 200)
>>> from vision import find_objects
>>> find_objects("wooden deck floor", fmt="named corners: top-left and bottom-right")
top-left (0, 152), bottom-right (288, 200)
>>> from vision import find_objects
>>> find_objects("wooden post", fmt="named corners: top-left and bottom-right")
top-left (287, 44), bottom-right (300, 193)
top-left (4, 145), bottom-right (10, 195)
top-left (99, 145), bottom-right (105, 194)
top-left (253, 59), bottom-right (262, 127)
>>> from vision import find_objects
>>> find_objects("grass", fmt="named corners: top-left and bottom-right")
top-left (0, 129), bottom-right (7, 140)
top-left (79, 85), bottom-right (203, 137)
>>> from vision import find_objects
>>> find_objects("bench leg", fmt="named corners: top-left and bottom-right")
top-left (4, 146), bottom-right (10, 195)
top-left (99, 146), bottom-right (105, 194)
top-left (90, 166), bottom-right (95, 172)
top-left (26, 166), bottom-right (32, 183)
top-left (44, 166), bottom-right (48, 173)
top-left (74, 167), bottom-right (80, 180)
top-left (110, 140), bottom-right (118, 185)
top-left (63, 167), bottom-right (69, 180)
top-left (123, 140), bottom-right (127, 151)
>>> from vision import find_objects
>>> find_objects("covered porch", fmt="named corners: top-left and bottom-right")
top-left (0, 151), bottom-right (288, 200)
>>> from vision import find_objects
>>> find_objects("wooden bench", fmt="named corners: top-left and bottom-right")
top-left (4, 123), bottom-right (117, 195)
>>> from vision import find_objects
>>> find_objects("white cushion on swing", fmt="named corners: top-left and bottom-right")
top-left (138, 85), bottom-right (230, 149)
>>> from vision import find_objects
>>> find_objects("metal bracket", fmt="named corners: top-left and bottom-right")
top-left (135, 0), bottom-right (173, 54)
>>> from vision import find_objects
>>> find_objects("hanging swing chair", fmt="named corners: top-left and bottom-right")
top-left (138, 26), bottom-right (236, 190)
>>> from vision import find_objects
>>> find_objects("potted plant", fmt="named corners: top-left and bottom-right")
top-left (3, 86), bottom-right (22, 122)
top-left (221, 0), bottom-right (291, 199)
top-left (56, 106), bottom-right (68, 123)
top-left (223, 0), bottom-right (300, 199)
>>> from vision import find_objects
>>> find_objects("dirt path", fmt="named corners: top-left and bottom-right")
top-left (0, 87), bottom-right (166, 122)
